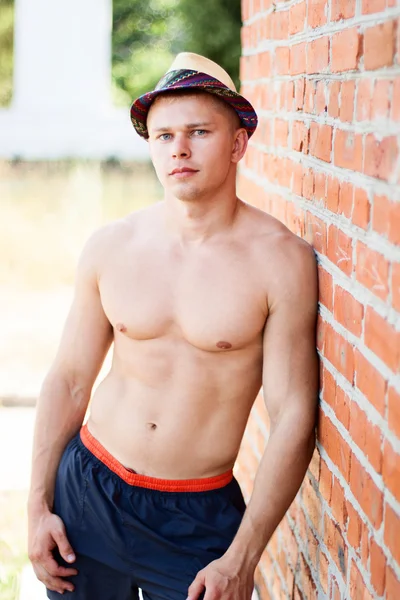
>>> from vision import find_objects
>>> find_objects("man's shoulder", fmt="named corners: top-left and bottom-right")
top-left (242, 201), bottom-right (315, 259)
top-left (241, 202), bottom-right (318, 306)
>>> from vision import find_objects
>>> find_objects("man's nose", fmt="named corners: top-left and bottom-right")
top-left (171, 136), bottom-right (191, 159)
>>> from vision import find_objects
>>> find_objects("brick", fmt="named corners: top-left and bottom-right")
top-left (340, 80), bottom-right (356, 122)
top-left (290, 42), bottom-right (307, 75)
top-left (331, 0), bottom-right (356, 20)
top-left (307, 36), bottom-right (329, 74)
top-left (371, 79), bottom-right (391, 120)
top-left (320, 551), bottom-right (329, 593)
top-left (338, 181), bottom-right (353, 218)
top-left (271, 9), bottom-right (289, 40)
top-left (356, 79), bottom-right (372, 121)
top-left (331, 476), bottom-right (347, 527)
top-left (318, 265), bottom-right (333, 311)
top-left (323, 368), bottom-right (350, 429)
top-left (349, 561), bottom-right (375, 600)
top-left (308, 0), bottom-right (327, 28)
top-left (325, 323), bottom-right (355, 383)
top-left (274, 119), bottom-right (289, 147)
top-left (318, 410), bottom-right (351, 478)
top-left (304, 80), bottom-right (315, 113)
top-left (384, 503), bottom-right (400, 565)
top-left (364, 306), bottom-right (400, 373)
top-left (302, 166), bottom-right (314, 200)
top-left (320, 457), bottom-right (333, 502)
top-left (362, 0), bottom-right (386, 13)
top-left (392, 78), bottom-right (400, 121)
top-left (314, 172), bottom-right (326, 205)
top-left (364, 21), bottom-right (395, 70)
top-left (302, 477), bottom-right (323, 535)
top-left (292, 121), bottom-right (308, 152)
top-left (330, 576), bottom-right (341, 600)
top-left (349, 402), bottom-right (383, 473)
top-left (275, 46), bottom-right (290, 75)
top-left (305, 212), bottom-right (327, 254)
top-left (364, 134), bottom-right (398, 181)
top-left (392, 262), bottom-right (400, 312)
top-left (350, 453), bottom-right (384, 528)
top-left (370, 538), bottom-right (386, 595)
top-left (328, 81), bottom-right (340, 118)
top-left (354, 349), bottom-right (387, 416)
top-left (331, 28), bottom-right (361, 72)
top-left (334, 130), bottom-right (363, 172)
top-left (314, 81), bottom-right (326, 115)
top-left (295, 77), bottom-right (305, 110)
top-left (355, 241), bottom-right (389, 301)
top-left (327, 225), bottom-right (353, 276)
top-left (386, 565), bottom-right (400, 600)
top-left (352, 188), bottom-right (370, 230)
top-left (382, 439), bottom-right (400, 501)
top-left (333, 285), bottom-right (363, 337)
top-left (388, 387), bottom-right (400, 438)
top-left (309, 123), bottom-right (332, 162)
top-left (346, 500), bottom-right (362, 550)
top-left (289, 1), bottom-right (306, 35)
top-left (372, 195), bottom-right (400, 245)
top-left (324, 514), bottom-right (348, 576)
top-left (326, 175), bottom-right (339, 212)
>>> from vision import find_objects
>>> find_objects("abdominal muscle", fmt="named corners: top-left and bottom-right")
top-left (86, 337), bottom-right (263, 480)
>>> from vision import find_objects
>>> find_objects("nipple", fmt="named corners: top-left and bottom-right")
top-left (216, 341), bottom-right (232, 350)
top-left (116, 322), bottom-right (127, 333)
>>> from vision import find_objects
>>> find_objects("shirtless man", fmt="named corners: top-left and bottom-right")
top-left (28, 53), bottom-right (319, 600)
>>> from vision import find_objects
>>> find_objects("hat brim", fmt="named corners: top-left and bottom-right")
top-left (130, 69), bottom-right (258, 139)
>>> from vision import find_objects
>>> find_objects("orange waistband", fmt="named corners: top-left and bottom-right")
top-left (80, 424), bottom-right (233, 492)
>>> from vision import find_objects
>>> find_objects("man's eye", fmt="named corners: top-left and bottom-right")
top-left (159, 133), bottom-right (171, 141)
top-left (193, 129), bottom-right (207, 136)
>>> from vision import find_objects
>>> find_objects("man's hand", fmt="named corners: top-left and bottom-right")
top-left (187, 555), bottom-right (255, 600)
top-left (28, 508), bottom-right (78, 594)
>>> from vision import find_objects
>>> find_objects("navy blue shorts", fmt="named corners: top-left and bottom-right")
top-left (47, 424), bottom-right (246, 599)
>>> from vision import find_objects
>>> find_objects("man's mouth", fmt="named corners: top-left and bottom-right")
top-left (170, 167), bottom-right (199, 177)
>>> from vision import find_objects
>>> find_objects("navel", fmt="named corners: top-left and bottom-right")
top-left (116, 322), bottom-right (127, 333)
top-left (216, 341), bottom-right (232, 350)
top-left (147, 422), bottom-right (157, 431)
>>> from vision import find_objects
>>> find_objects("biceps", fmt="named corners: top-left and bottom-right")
top-left (262, 308), bottom-right (319, 429)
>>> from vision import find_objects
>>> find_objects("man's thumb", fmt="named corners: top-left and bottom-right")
top-left (53, 527), bottom-right (76, 563)
top-left (187, 572), bottom-right (205, 600)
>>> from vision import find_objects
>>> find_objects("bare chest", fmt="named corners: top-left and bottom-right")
top-left (99, 244), bottom-right (268, 351)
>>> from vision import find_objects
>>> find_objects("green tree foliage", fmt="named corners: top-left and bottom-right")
top-left (0, 0), bottom-right (14, 107)
top-left (112, 0), bottom-right (241, 106)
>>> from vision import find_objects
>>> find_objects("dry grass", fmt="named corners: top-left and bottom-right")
top-left (0, 160), bottom-right (161, 289)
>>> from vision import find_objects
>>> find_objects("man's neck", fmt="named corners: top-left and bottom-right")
top-left (162, 188), bottom-right (241, 245)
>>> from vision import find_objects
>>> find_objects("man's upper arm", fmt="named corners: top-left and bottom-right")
top-left (48, 228), bottom-right (113, 391)
top-left (262, 235), bottom-right (319, 436)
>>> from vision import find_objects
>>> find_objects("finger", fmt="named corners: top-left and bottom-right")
top-left (52, 525), bottom-right (76, 563)
top-left (42, 553), bottom-right (78, 577)
top-left (34, 563), bottom-right (75, 594)
top-left (187, 573), bottom-right (206, 600)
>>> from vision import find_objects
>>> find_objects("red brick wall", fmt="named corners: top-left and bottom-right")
top-left (236, 1), bottom-right (400, 599)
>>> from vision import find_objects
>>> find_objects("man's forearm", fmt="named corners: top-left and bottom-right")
top-left (28, 372), bottom-right (90, 514)
top-left (225, 418), bottom-right (315, 568)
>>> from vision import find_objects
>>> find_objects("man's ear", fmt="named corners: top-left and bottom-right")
top-left (231, 129), bottom-right (248, 164)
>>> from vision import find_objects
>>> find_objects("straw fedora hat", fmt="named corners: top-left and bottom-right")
top-left (130, 52), bottom-right (258, 139)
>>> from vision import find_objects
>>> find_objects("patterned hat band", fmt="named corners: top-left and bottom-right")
top-left (130, 69), bottom-right (258, 140)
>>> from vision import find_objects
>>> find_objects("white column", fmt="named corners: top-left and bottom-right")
top-left (13, 0), bottom-right (112, 114)
top-left (0, 0), bottom-right (148, 159)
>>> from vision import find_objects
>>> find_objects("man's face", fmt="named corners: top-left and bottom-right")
top-left (146, 92), bottom-right (246, 201)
